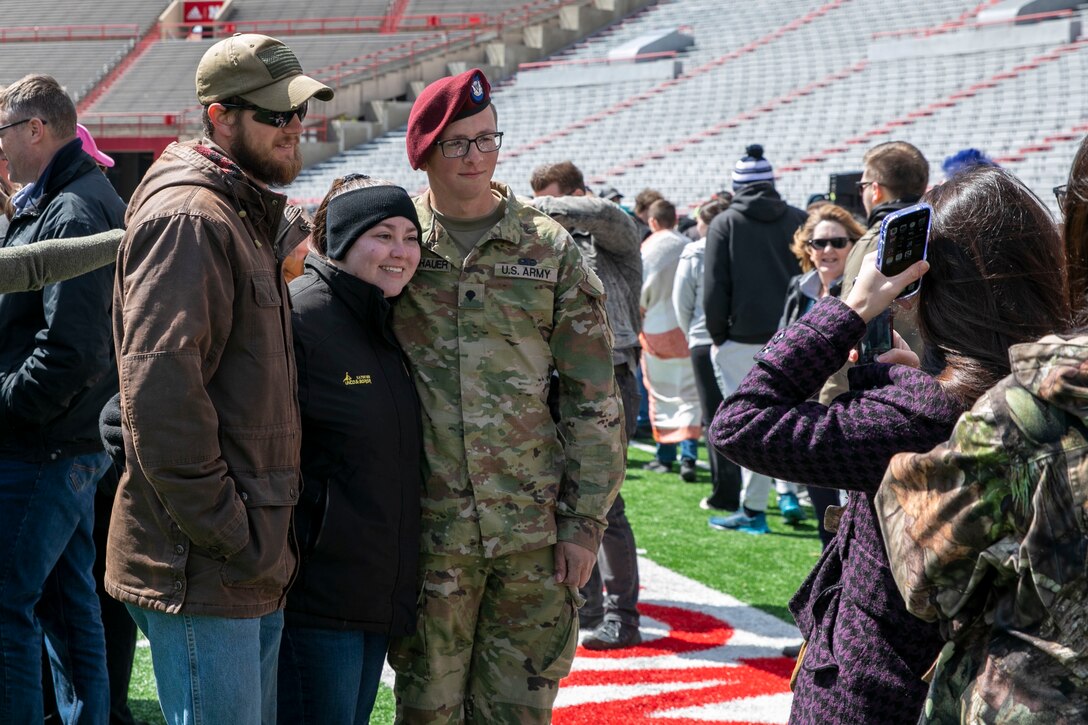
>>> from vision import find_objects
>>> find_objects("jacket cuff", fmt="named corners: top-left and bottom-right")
top-left (557, 515), bottom-right (604, 553)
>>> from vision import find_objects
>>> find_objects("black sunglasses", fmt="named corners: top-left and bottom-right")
top-left (218, 101), bottom-right (308, 128)
top-left (807, 236), bottom-right (851, 249)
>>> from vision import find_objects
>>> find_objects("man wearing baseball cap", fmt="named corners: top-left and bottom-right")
top-left (387, 68), bottom-right (624, 723)
top-left (104, 34), bottom-right (330, 724)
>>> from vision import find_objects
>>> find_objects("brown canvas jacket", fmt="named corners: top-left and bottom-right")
top-left (105, 140), bottom-right (302, 618)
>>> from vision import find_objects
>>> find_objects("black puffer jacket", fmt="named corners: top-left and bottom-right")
top-left (0, 139), bottom-right (125, 460)
top-left (704, 184), bottom-right (805, 345)
top-left (286, 254), bottom-right (422, 634)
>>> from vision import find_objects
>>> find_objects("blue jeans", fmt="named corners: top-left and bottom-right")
top-left (0, 451), bottom-right (110, 725)
top-left (126, 605), bottom-right (283, 725)
top-left (278, 625), bottom-right (389, 724)
top-left (656, 438), bottom-right (699, 464)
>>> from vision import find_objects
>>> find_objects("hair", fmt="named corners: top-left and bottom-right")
top-left (633, 188), bottom-right (664, 217)
top-left (789, 204), bottom-right (866, 271)
top-left (917, 165), bottom-right (1069, 407)
top-left (1062, 134), bottom-right (1088, 324)
top-left (648, 199), bottom-right (677, 228)
top-left (0, 75), bottom-right (77, 138)
top-left (529, 160), bottom-right (584, 195)
top-left (697, 199), bottom-right (729, 225)
top-left (862, 141), bottom-right (928, 201)
top-left (311, 174), bottom-right (403, 257)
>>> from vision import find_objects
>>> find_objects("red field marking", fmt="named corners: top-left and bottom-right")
top-left (575, 602), bottom-right (733, 659)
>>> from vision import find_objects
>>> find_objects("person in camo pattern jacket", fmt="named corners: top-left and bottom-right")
top-left (386, 68), bottom-right (625, 724)
top-left (874, 137), bottom-right (1088, 725)
top-left (708, 165), bottom-right (1070, 724)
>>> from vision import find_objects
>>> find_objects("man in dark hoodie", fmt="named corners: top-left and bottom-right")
top-left (106, 34), bottom-right (331, 724)
top-left (703, 144), bottom-right (804, 534)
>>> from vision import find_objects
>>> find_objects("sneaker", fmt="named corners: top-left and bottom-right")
top-left (642, 459), bottom-right (672, 474)
top-left (581, 620), bottom-right (642, 650)
top-left (708, 511), bottom-right (769, 534)
top-left (679, 459), bottom-right (697, 482)
top-left (778, 491), bottom-right (807, 524)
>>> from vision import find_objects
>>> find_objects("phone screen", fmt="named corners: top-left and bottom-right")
top-left (877, 203), bottom-right (932, 298)
top-left (856, 308), bottom-right (893, 364)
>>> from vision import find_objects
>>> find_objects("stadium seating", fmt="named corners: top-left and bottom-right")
top-left (284, 0), bottom-right (1083, 219)
top-left (0, 40), bottom-right (134, 101)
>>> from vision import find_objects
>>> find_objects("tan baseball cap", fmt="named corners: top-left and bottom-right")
top-left (196, 33), bottom-right (333, 111)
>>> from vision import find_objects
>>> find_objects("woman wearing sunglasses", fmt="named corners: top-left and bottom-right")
top-left (709, 165), bottom-right (1069, 724)
top-left (767, 204), bottom-right (866, 540)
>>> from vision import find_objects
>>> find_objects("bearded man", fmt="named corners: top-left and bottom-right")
top-left (104, 34), bottom-right (331, 724)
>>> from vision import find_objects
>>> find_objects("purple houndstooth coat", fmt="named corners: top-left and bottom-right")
top-left (709, 297), bottom-right (964, 724)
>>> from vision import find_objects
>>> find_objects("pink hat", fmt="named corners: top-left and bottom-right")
top-left (76, 123), bottom-right (115, 168)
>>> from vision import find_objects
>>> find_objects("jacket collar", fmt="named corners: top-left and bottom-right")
top-left (12, 138), bottom-right (97, 219)
top-left (415, 181), bottom-right (527, 265)
top-left (866, 196), bottom-right (922, 228)
top-left (1010, 335), bottom-right (1088, 418)
top-left (303, 253), bottom-right (392, 328)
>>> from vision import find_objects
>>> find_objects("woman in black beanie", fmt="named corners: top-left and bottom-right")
top-left (278, 174), bottom-right (423, 724)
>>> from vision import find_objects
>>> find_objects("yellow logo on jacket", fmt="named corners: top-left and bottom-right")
top-left (343, 373), bottom-right (372, 386)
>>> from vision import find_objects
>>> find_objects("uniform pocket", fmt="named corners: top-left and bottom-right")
top-left (387, 587), bottom-right (429, 679)
top-left (537, 586), bottom-right (581, 681)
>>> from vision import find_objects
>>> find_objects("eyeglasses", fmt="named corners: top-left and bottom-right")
top-left (1054, 184), bottom-right (1068, 209)
top-left (0, 117), bottom-right (41, 134)
top-left (218, 101), bottom-right (308, 128)
top-left (855, 179), bottom-right (877, 193)
top-left (807, 237), bottom-right (851, 249)
top-left (434, 132), bottom-right (503, 159)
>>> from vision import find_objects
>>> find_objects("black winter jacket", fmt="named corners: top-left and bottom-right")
top-left (0, 139), bottom-right (125, 460)
top-left (704, 184), bottom-right (805, 345)
top-left (286, 255), bottom-right (422, 634)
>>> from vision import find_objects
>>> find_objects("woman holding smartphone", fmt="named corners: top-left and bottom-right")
top-left (278, 174), bottom-right (423, 724)
top-left (872, 143), bottom-right (1088, 723)
top-left (708, 165), bottom-right (1069, 724)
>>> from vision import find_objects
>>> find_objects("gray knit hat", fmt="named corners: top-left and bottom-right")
top-left (731, 144), bottom-right (774, 191)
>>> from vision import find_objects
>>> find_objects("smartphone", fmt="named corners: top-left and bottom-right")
top-left (856, 308), bottom-right (893, 365)
top-left (877, 202), bottom-right (932, 299)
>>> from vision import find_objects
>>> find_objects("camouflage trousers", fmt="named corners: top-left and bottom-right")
top-left (388, 547), bottom-right (581, 724)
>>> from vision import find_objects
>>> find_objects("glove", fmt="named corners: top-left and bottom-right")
top-left (99, 392), bottom-right (125, 470)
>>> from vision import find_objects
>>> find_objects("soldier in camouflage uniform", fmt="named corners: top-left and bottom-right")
top-left (386, 69), bottom-right (625, 723)
top-left (877, 335), bottom-right (1088, 723)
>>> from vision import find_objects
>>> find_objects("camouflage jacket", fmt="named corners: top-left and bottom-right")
top-left (876, 335), bottom-right (1088, 723)
top-left (391, 182), bottom-right (625, 559)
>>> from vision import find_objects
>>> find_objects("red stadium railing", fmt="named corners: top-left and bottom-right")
top-left (0, 23), bottom-right (139, 42)
top-left (871, 8), bottom-right (1075, 39)
top-left (155, 0), bottom-right (590, 38)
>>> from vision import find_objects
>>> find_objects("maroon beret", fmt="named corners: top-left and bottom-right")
top-left (406, 68), bottom-right (492, 169)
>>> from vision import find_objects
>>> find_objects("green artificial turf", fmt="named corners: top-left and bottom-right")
top-left (622, 443), bottom-right (822, 623)
top-left (126, 442), bottom-right (822, 721)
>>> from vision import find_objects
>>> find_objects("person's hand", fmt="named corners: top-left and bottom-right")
top-left (848, 330), bottom-right (919, 367)
top-left (844, 251), bottom-right (929, 323)
top-left (554, 541), bottom-right (597, 588)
